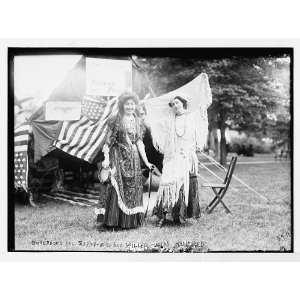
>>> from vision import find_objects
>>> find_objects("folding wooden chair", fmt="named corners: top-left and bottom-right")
top-left (202, 156), bottom-right (237, 214)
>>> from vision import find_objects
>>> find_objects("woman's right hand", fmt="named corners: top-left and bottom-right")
top-left (102, 160), bottom-right (109, 169)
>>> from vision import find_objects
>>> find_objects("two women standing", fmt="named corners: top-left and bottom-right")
top-left (98, 92), bottom-right (201, 230)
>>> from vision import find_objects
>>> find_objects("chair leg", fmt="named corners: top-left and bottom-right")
top-left (206, 195), bottom-right (218, 211)
top-left (206, 188), bottom-right (222, 213)
top-left (207, 194), bottom-right (222, 213)
top-left (219, 200), bottom-right (231, 213)
top-left (207, 188), bottom-right (230, 214)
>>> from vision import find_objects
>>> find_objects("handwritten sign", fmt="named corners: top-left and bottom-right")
top-left (86, 58), bottom-right (132, 96)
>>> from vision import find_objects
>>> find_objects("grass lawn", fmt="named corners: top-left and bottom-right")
top-left (14, 155), bottom-right (292, 252)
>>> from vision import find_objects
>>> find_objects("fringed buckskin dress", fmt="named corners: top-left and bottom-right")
top-left (103, 115), bottom-right (144, 229)
top-left (153, 112), bottom-right (201, 223)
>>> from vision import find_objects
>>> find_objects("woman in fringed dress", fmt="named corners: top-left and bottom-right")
top-left (153, 95), bottom-right (201, 227)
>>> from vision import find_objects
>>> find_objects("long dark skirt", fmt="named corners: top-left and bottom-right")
top-left (187, 174), bottom-right (201, 218)
top-left (104, 184), bottom-right (144, 229)
top-left (153, 186), bottom-right (187, 224)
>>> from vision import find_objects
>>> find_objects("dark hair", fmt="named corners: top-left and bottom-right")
top-left (138, 103), bottom-right (147, 116)
top-left (118, 92), bottom-right (139, 115)
top-left (169, 96), bottom-right (188, 109)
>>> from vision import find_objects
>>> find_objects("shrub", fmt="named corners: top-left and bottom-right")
top-left (229, 136), bottom-right (272, 154)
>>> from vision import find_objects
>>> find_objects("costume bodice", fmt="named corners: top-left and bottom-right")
top-left (174, 113), bottom-right (197, 157)
top-left (108, 115), bottom-right (142, 147)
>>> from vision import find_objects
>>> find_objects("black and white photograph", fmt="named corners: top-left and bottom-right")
top-left (8, 46), bottom-right (293, 253)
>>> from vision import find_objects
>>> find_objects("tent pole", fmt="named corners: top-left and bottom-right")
top-left (130, 56), bottom-right (156, 97)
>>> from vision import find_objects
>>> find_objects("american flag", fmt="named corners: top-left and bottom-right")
top-left (54, 96), bottom-right (118, 163)
top-left (14, 123), bottom-right (31, 191)
top-left (81, 96), bottom-right (107, 120)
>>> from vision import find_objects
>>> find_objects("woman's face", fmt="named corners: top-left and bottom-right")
top-left (138, 107), bottom-right (146, 120)
top-left (170, 98), bottom-right (184, 115)
top-left (123, 99), bottom-right (136, 115)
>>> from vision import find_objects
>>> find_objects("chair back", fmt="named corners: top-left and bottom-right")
top-left (223, 156), bottom-right (238, 191)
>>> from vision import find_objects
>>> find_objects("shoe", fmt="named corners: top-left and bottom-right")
top-left (157, 218), bottom-right (165, 228)
top-left (174, 216), bottom-right (186, 225)
top-left (178, 216), bottom-right (186, 224)
top-left (96, 223), bottom-right (106, 232)
top-left (96, 213), bottom-right (104, 224)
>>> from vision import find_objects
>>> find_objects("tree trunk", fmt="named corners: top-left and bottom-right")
top-left (208, 128), bottom-right (219, 158)
top-left (220, 123), bottom-right (227, 166)
top-left (213, 128), bottom-right (219, 158)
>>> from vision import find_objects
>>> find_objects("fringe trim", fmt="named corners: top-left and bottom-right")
top-left (189, 153), bottom-right (199, 175)
top-left (156, 181), bottom-right (182, 208)
top-left (110, 174), bottom-right (144, 215)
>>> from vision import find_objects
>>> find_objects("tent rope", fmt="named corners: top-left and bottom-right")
top-left (200, 152), bottom-right (229, 173)
top-left (200, 152), bottom-right (270, 202)
top-left (199, 161), bottom-right (238, 192)
top-left (199, 161), bottom-right (224, 182)
top-left (197, 173), bottom-right (210, 183)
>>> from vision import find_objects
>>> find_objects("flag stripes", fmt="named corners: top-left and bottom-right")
top-left (54, 96), bottom-right (118, 163)
top-left (14, 124), bottom-right (31, 149)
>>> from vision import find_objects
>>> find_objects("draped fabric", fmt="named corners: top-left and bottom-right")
top-left (144, 73), bottom-right (212, 154)
top-left (31, 120), bottom-right (62, 163)
top-left (14, 123), bottom-right (32, 191)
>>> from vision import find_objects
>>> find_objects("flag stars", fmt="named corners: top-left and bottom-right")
top-left (14, 150), bottom-right (27, 188)
top-left (81, 98), bottom-right (104, 120)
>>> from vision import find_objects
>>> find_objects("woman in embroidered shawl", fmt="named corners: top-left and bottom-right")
top-left (152, 95), bottom-right (201, 227)
top-left (100, 92), bottom-right (153, 229)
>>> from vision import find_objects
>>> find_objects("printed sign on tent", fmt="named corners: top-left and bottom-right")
top-left (45, 101), bottom-right (81, 120)
top-left (86, 58), bottom-right (132, 96)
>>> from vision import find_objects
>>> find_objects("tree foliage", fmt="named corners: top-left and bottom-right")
top-left (134, 55), bottom-right (291, 164)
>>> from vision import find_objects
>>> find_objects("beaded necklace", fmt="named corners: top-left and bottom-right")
top-left (175, 112), bottom-right (187, 137)
top-left (123, 115), bottom-right (136, 140)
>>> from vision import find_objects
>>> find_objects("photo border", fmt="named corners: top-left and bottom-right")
top-left (1, 39), bottom-right (298, 261)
